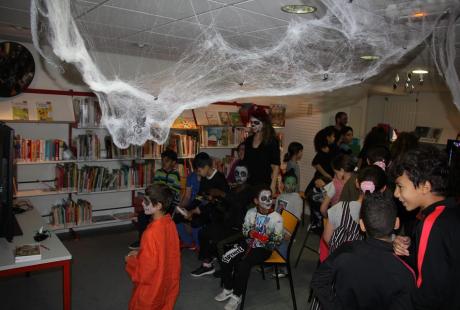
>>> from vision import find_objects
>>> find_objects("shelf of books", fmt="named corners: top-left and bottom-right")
top-left (200, 126), bottom-right (248, 148)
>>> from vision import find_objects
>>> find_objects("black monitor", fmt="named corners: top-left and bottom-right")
top-left (0, 122), bottom-right (19, 241)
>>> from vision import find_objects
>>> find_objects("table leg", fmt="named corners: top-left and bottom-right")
top-left (63, 260), bottom-right (71, 310)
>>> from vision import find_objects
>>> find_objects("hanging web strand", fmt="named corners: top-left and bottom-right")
top-left (30, 0), bottom-right (460, 148)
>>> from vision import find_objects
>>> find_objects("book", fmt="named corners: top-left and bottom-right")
top-left (15, 244), bottom-right (42, 263)
top-left (172, 110), bottom-right (197, 129)
top-left (74, 97), bottom-right (102, 128)
top-left (229, 112), bottom-right (243, 126)
top-left (14, 135), bottom-right (70, 162)
top-left (36, 101), bottom-right (53, 121)
top-left (205, 111), bottom-right (220, 125)
top-left (51, 198), bottom-right (92, 227)
top-left (12, 101), bottom-right (29, 120)
top-left (218, 112), bottom-right (231, 126)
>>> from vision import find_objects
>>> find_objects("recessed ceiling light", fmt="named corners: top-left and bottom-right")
top-left (281, 5), bottom-right (317, 14)
top-left (412, 69), bottom-right (429, 74)
top-left (412, 11), bottom-right (427, 18)
top-left (360, 55), bottom-right (380, 60)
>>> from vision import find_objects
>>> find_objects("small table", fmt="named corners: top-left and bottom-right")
top-left (0, 209), bottom-right (72, 310)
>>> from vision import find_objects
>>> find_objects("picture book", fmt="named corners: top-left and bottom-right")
top-left (229, 112), bottom-right (243, 126)
top-left (218, 112), bottom-right (231, 126)
top-left (205, 111), bottom-right (220, 125)
top-left (15, 244), bottom-right (42, 263)
top-left (36, 101), bottom-right (53, 121)
top-left (12, 101), bottom-right (29, 120)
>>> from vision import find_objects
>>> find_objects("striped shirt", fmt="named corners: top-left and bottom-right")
top-left (153, 168), bottom-right (181, 208)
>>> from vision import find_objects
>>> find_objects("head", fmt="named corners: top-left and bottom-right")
top-left (359, 193), bottom-right (399, 239)
top-left (283, 170), bottom-right (298, 193)
top-left (236, 143), bottom-right (245, 160)
top-left (356, 165), bottom-right (387, 195)
top-left (234, 165), bottom-right (249, 185)
top-left (362, 126), bottom-right (390, 151)
top-left (391, 145), bottom-right (448, 211)
top-left (335, 112), bottom-right (348, 128)
top-left (314, 127), bottom-right (335, 152)
top-left (254, 186), bottom-right (273, 210)
top-left (366, 146), bottom-right (391, 171)
top-left (331, 154), bottom-right (356, 180)
top-left (340, 126), bottom-right (354, 145)
top-left (143, 184), bottom-right (175, 216)
top-left (284, 141), bottom-right (304, 162)
top-left (248, 106), bottom-right (276, 144)
top-left (193, 152), bottom-right (213, 177)
top-left (390, 131), bottom-right (419, 161)
top-left (161, 149), bottom-right (178, 171)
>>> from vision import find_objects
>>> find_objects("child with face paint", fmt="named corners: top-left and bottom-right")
top-left (243, 106), bottom-right (280, 193)
top-left (226, 143), bottom-right (245, 184)
top-left (216, 187), bottom-right (283, 310)
top-left (283, 142), bottom-right (304, 192)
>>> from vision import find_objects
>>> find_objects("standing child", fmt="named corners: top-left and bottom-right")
top-left (311, 193), bottom-right (415, 310)
top-left (215, 187), bottom-right (283, 310)
top-left (392, 145), bottom-right (460, 310)
top-left (125, 184), bottom-right (181, 310)
top-left (283, 142), bottom-right (304, 192)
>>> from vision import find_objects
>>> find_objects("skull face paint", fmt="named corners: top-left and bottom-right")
top-left (234, 166), bottom-right (248, 185)
top-left (258, 190), bottom-right (273, 209)
top-left (250, 117), bottom-right (263, 133)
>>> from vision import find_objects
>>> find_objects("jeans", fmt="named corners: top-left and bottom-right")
top-left (176, 223), bottom-right (201, 246)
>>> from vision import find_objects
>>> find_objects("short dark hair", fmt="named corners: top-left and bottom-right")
top-left (314, 127), bottom-right (335, 152)
top-left (391, 145), bottom-right (449, 196)
top-left (357, 165), bottom-right (387, 194)
top-left (331, 154), bottom-right (356, 173)
top-left (335, 112), bottom-right (347, 123)
top-left (360, 193), bottom-right (397, 238)
top-left (145, 184), bottom-right (175, 214)
top-left (284, 141), bottom-right (303, 162)
top-left (161, 149), bottom-right (178, 162)
top-left (340, 126), bottom-right (353, 137)
top-left (193, 152), bottom-right (212, 169)
top-left (367, 146), bottom-right (391, 165)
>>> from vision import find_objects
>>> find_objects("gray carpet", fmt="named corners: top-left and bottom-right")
top-left (0, 224), bottom-right (320, 310)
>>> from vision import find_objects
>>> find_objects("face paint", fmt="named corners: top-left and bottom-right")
top-left (258, 190), bottom-right (273, 209)
top-left (284, 176), bottom-right (297, 193)
top-left (142, 197), bottom-right (155, 215)
top-left (250, 117), bottom-right (263, 133)
top-left (234, 166), bottom-right (248, 184)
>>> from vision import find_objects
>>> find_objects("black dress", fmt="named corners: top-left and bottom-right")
top-left (243, 135), bottom-right (280, 187)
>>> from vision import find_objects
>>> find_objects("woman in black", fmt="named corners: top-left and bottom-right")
top-left (243, 106), bottom-right (280, 193)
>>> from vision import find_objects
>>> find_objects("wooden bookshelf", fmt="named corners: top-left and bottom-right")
top-left (15, 160), bottom-right (76, 165)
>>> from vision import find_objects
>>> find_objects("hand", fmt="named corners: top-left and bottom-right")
top-left (125, 250), bottom-right (138, 262)
top-left (249, 230), bottom-right (269, 243)
top-left (393, 236), bottom-right (411, 256)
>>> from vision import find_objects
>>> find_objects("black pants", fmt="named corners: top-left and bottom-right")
top-left (222, 247), bottom-right (272, 296)
top-left (198, 224), bottom-right (235, 262)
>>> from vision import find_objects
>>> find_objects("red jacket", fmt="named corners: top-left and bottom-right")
top-left (126, 214), bottom-right (181, 310)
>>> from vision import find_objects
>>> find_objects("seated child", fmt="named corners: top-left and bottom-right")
top-left (129, 149), bottom-right (181, 250)
top-left (125, 184), bottom-right (181, 310)
top-left (190, 164), bottom-right (253, 277)
top-left (215, 187), bottom-right (283, 310)
top-left (311, 193), bottom-right (415, 310)
top-left (392, 145), bottom-right (460, 309)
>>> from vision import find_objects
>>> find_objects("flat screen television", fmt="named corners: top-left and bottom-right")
top-left (0, 122), bottom-right (19, 241)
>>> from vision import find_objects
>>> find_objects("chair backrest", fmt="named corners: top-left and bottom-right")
top-left (281, 209), bottom-right (300, 262)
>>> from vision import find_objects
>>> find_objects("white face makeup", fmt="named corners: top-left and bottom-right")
top-left (142, 197), bottom-right (155, 215)
top-left (258, 190), bottom-right (273, 209)
top-left (234, 166), bottom-right (248, 184)
top-left (250, 117), bottom-right (263, 133)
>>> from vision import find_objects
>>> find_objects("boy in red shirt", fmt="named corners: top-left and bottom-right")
top-left (125, 184), bottom-right (181, 310)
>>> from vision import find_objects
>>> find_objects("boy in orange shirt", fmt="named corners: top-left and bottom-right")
top-left (125, 184), bottom-right (181, 310)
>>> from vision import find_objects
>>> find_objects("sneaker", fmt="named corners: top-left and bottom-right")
top-left (190, 265), bottom-right (215, 277)
top-left (214, 289), bottom-right (233, 302)
top-left (271, 272), bottom-right (288, 279)
top-left (128, 241), bottom-right (140, 250)
top-left (224, 294), bottom-right (241, 310)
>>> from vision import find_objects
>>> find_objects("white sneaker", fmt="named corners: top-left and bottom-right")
top-left (224, 294), bottom-right (241, 310)
top-left (215, 289), bottom-right (233, 302)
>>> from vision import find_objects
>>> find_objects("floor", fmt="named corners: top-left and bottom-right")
top-left (0, 223), bottom-right (320, 310)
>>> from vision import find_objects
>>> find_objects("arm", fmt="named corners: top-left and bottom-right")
top-left (322, 218), bottom-right (335, 245)
top-left (313, 164), bottom-right (333, 181)
top-left (125, 231), bottom-right (158, 285)
top-left (270, 164), bottom-right (280, 193)
top-left (179, 186), bottom-right (192, 208)
top-left (242, 209), bottom-right (254, 237)
top-left (320, 195), bottom-right (332, 218)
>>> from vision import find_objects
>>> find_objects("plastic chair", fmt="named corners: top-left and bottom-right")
top-left (240, 210), bottom-right (300, 310)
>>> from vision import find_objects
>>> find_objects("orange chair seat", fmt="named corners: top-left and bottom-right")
top-left (264, 251), bottom-right (286, 264)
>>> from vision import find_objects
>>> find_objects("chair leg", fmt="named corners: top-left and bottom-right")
top-left (308, 287), bottom-right (314, 303)
top-left (286, 264), bottom-right (297, 310)
top-left (261, 265), bottom-right (265, 280)
top-left (295, 224), bottom-right (312, 267)
top-left (240, 282), bottom-right (247, 310)
top-left (274, 265), bottom-right (280, 290)
top-left (302, 198), bottom-right (306, 226)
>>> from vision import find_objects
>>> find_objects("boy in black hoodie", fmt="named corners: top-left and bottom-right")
top-left (392, 145), bottom-right (460, 310)
top-left (312, 193), bottom-right (415, 310)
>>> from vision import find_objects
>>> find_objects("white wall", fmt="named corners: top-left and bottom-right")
top-left (366, 92), bottom-right (460, 144)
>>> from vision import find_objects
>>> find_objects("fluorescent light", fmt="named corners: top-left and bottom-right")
top-left (412, 11), bottom-right (427, 18)
top-left (360, 55), bottom-right (380, 60)
top-left (281, 5), bottom-right (316, 14)
top-left (412, 69), bottom-right (428, 74)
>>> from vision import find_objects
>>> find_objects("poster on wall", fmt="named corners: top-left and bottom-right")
top-left (12, 101), bottom-right (29, 120)
top-left (36, 101), bottom-right (53, 121)
top-left (270, 105), bottom-right (286, 127)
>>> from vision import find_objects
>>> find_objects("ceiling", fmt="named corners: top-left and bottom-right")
top-left (0, 0), bottom-right (459, 97)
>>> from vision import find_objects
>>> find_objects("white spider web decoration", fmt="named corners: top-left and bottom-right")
top-left (30, 0), bottom-right (460, 148)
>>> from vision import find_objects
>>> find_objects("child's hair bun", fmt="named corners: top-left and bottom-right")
top-left (360, 180), bottom-right (376, 194)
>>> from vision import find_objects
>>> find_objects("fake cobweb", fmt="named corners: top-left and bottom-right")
top-left (30, 0), bottom-right (460, 148)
